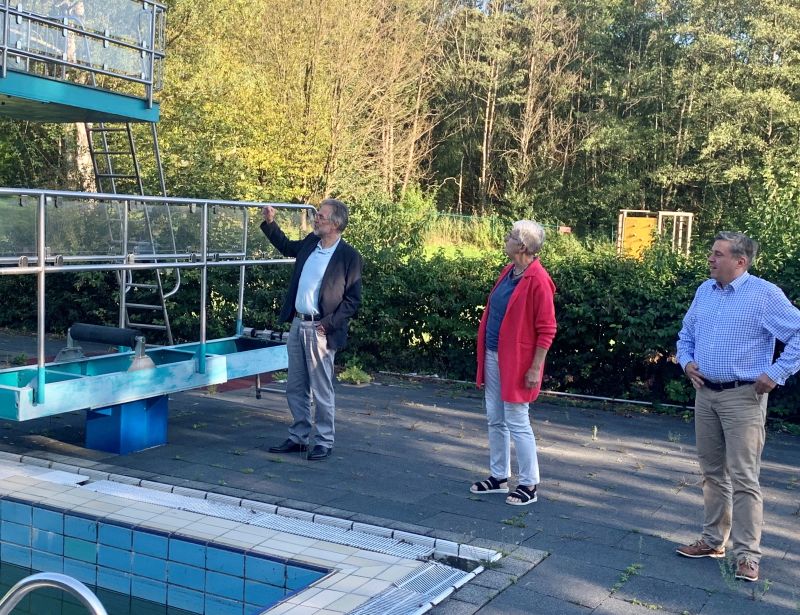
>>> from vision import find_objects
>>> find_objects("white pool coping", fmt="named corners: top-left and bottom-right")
top-left (0, 453), bottom-right (500, 614)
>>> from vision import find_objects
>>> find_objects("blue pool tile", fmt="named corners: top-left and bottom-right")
top-left (169, 537), bottom-right (205, 567)
top-left (132, 552), bottom-right (167, 580)
top-left (206, 570), bottom-right (243, 601)
top-left (32, 507), bottom-right (63, 534)
top-left (63, 559), bottom-right (96, 585)
top-left (205, 594), bottom-right (244, 615)
top-left (64, 603), bottom-right (99, 615)
top-left (207, 545), bottom-right (244, 576)
top-left (31, 528), bottom-right (63, 554)
top-left (1, 543), bottom-right (31, 567)
top-left (1, 500), bottom-right (32, 525)
top-left (286, 564), bottom-right (325, 591)
top-left (1, 519), bottom-right (31, 546)
top-left (64, 536), bottom-right (96, 563)
top-left (133, 529), bottom-right (169, 558)
top-left (28, 592), bottom-right (63, 613)
top-left (97, 568), bottom-right (132, 594)
top-left (98, 522), bottom-right (132, 549)
top-left (95, 590), bottom-right (132, 615)
top-left (245, 554), bottom-right (285, 586)
top-left (168, 561), bottom-right (205, 590)
top-left (31, 550), bottom-right (64, 573)
top-left (98, 544), bottom-right (132, 572)
top-left (245, 579), bottom-right (284, 607)
top-left (64, 514), bottom-right (97, 542)
top-left (168, 585), bottom-right (204, 614)
top-left (131, 576), bottom-right (167, 604)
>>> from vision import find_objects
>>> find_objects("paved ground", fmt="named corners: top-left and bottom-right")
top-left (1, 331), bottom-right (799, 614)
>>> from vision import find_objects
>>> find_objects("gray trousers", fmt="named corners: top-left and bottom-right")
top-left (286, 317), bottom-right (337, 449)
top-left (695, 384), bottom-right (768, 562)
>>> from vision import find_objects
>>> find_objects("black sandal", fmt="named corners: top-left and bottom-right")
top-left (470, 476), bottom-right (509, 494)
top-left (506, 484), bottom-right (537, 506)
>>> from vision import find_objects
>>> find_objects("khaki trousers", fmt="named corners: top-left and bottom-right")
top-left (694, 384), bottom-right (768, 562)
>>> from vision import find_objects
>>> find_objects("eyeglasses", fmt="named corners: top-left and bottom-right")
top-left (314, 212), bottom-right (331, 222)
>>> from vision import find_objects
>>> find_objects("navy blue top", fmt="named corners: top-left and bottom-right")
top-left (485, 270), bottom-right (521, 351)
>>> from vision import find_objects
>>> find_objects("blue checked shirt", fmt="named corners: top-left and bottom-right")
top-left (677, 272), bottom-right (800, 385)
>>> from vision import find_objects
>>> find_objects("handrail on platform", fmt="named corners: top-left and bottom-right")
top-left (0, 0), bottom-right (166, 101)
top-left (0, 186), bottom-right (316, 404)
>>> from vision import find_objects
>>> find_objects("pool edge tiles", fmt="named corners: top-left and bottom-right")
top-left (0, 460), bottom-right (475, 614)
top-left (0, 493), bottom-right (330, 614)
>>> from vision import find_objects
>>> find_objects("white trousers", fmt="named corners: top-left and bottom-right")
top-left (484, 349), bottom-right (540, 486)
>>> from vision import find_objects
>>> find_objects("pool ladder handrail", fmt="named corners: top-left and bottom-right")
top-left (0, 572), bottom-right (108, 615)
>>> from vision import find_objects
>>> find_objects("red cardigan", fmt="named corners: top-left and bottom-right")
top-left (476, 260), bottom-right (557, 402)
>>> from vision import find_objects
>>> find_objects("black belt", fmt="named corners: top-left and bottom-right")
top-left (702, 379), bottom-right (754, 391)
top-left (296, 312), bottom-right (319, 322)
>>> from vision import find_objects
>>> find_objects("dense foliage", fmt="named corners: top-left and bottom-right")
top-left (1, 1), bottom-right (800, 421)
top-left (2, 231), bottom-right (799, 422)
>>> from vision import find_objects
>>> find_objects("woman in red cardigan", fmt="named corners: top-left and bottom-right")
top-left (471, 220), bottom-right (557, 505)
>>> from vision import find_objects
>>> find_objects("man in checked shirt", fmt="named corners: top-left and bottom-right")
top-left (675, 231), bottom-right (800, 582)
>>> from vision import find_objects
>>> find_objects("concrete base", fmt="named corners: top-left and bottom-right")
top-left (85, 395), bottom-right (168, 454)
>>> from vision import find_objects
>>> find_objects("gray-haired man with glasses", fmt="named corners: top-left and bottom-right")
top-left (261, 199), bottom-right (363, 461)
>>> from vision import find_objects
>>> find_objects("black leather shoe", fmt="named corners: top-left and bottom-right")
top-left (268, 439), bottom-right (308, 453)
top-left (307, 445), bottom-right (332, 461)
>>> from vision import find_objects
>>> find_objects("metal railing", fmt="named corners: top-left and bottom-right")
top-left (0, 186), bottom-right (315, 402)
top-left (0, 572), bottom-right (108, 615)
top-left (0, 0), bottom-right (166, 105)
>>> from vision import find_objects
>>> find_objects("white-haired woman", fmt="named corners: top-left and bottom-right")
top-left (471, 220), bottom-right (557, 505)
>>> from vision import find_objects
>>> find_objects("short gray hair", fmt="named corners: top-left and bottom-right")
top-left (319, 198), bottom-right (349, 232)
top-left (714, 231), bottom-right (758, 267)
top-left (512, 220), bottom-right (545, 255)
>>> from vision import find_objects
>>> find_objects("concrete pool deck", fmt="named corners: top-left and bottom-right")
top-left (0, 331), bottom-right (798, 614)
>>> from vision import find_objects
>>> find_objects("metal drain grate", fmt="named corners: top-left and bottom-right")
top-left (85, 480), bottom-right (433, 560)
top-left (349, 562), bottom-right (475, 615)
top-left (396, 562), bottom-right (472, 597)
top-left (347, 587), bottom-right (427, 615)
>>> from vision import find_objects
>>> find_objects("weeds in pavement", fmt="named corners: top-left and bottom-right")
top-left (668, 431), bottom-right (683, 443)
top-left (629, 598), bottom-right (662, 610)
top-left (501, 512), bottom-right (528, 528)
top-left (718, 554), bottom-right (737, 590)
top-left (751, 579), bottom-right (772, 602)
top-left (611, 563), bottom-right (642, 594)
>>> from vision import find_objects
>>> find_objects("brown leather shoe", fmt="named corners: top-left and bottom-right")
top-left (676, 539), bottom-right (725, 559)
top-left (735, 558), bottom-right (759, 582)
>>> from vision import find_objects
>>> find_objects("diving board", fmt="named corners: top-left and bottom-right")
top-left (0, 70), bottom-right (160, 123)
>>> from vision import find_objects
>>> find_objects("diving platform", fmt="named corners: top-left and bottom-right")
top-left (0, 187), bottom-right (315, 453)
top-left (0, 70), bottom-right (159, 123)
top-left (0, 0), bottom-right (165, 123)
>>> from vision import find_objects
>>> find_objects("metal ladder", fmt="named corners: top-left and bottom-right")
top-left (0, 572), bottom-right (108, 615)
top-left (79, 50), bottom-right (178, 343)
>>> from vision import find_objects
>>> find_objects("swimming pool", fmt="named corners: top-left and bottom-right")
top-left (0, 457), bottom-right (499, 614)
top-left (0, 495), bottom-right (328, 614)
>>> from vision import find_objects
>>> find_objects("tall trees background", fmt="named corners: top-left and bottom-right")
top-left (2, 0), bottom-right (800, 251)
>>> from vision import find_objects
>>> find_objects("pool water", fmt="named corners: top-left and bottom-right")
top-left (0, 562), bottom-right (194, 614)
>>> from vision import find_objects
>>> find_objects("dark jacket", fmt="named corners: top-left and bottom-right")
top-left (260, 220), bottom-right (363, 350)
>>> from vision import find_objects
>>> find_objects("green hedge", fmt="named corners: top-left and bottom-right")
top-left (2, 235), bottom-right (798, 422)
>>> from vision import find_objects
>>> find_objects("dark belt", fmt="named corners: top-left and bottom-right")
top-left (296, 312), bottom-right (319, 322)
top-left (702, 379), bottom-right (754, 391)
